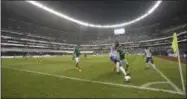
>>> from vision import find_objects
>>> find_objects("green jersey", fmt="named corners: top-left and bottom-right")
top-left (74, 47), bottom-right (80, 57)
top-left (119, 49), bottom-right (125, 59)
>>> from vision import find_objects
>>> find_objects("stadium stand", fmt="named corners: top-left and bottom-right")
top-left (1, 6), bottom-right (187, 57)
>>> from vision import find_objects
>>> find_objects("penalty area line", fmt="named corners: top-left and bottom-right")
top-left (2, 67), bottom-right (185, 96)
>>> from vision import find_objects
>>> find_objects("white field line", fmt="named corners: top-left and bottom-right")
top-left (156, 57), bottom-right (186, 94)
top-left (2, 67), bottom-right (185, 96)
top-left (151, 65), bottom-right (183, 94)
top-left (177, 50), bottom-right (186, 95)
top-left (141, 81), bottom-right (169, 88)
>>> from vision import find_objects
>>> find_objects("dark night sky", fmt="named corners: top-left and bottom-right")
top-left (1, 0), bottom-right (187, 43)
top-left (31, 0), bottom-right (187, 26)
top-left (43, 1), bottom-right (155, 24)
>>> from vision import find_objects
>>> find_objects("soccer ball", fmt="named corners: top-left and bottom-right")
top-left (124, 75), bottom-right (131, 82)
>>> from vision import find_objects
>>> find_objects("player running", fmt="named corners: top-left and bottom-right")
top-left (144, 47), bottom-right (156, 69)
top-left (109, 40), bottom-right (129, 78)
top-left (74, 45), bottom-right (82, 72)
top-left (118, 45), bottom-right (129, 71)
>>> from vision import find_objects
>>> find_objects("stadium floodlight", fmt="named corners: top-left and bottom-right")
top-left (26, 0), bottom-right (162, 29)
top-left (114, 28), bottom-right (125, 35)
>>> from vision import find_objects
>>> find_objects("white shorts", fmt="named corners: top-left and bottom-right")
top-left (120, 59), bottom-right (128, 65)
top-left (75, 57), bottom-right (79, 63)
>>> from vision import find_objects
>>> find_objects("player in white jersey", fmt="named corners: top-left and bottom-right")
top-left (144, 47), bottom-right (156, 69)
top-left (109, 40), bottom-right (129, 77)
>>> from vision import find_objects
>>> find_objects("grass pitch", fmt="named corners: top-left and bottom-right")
top-left (1, 55), bottom-right (186, 98)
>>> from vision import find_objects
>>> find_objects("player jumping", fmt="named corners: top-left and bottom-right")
top-left (109, 40), bottom-right (129, 78)
top-left (74, 45), bottom-right (82, 72)
top-left (144, 47), bottom-right (156, 69)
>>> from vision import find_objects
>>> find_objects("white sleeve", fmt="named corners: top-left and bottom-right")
top-left (109, 47), bottom-right (112, 56)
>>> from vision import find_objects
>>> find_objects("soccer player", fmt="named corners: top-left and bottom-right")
top-left (36, 52), bottom-right (43, 63)
top-left (144, 47), bottom-right (156, 69)
top-left (74, 45), bottom-right (82, 72)
top-left (118, 45), bottom-right (129, 71)
top-left (109, 40), bottom-right (129, 77)
top-left (84, 53), bottom-right (87, 59)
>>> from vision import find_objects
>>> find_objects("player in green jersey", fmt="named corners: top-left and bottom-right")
top-left (118, 45), bottom-right (129, 71)
top-left (74, 45), bottom-right (81, 72)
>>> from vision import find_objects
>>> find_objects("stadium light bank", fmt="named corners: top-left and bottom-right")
top-left (26, 0), bottom-right (162, 29)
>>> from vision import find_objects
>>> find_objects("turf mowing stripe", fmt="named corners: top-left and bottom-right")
top-left (2, 67), bottom-right (185, 96)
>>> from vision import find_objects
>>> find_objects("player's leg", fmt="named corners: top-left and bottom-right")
top-left (110, 56), bottom-right (118, 72)
top-left (39, 55), bottom-right (43, 62)
top-left (118, 60), bottom-right (128, 76)
top-left (150, 57), bottom-right (156, 68)
top-left (145, 57), bottom-right (150, 69)
top-left (114, 58), bottom-right (120, 72)
top-left (123, 59), bottom-right (129, 71)
top-left (75, 57), bottom-right (81, 71)
top-left (116, 61), bottom-right (120, 72)
top-left (75, 57), bottom-right (79, 68)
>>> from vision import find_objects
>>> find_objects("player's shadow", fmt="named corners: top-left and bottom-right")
top-left (65, 68), bottom-right (78, 72)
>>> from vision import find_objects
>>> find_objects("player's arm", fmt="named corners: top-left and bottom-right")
top-left (72, 49), bottom-right (75, 59)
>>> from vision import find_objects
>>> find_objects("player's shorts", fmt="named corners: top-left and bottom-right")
top-left (120, 59), bottom-right (129, 65)
top-left (110, 55), bottom-right (117, 63)
top-left (75, 57), bottom-right (79, 63)
top-left (120, 56), bottom-right (124, 60)
top-left (146, 57), bottom-right (154, 64)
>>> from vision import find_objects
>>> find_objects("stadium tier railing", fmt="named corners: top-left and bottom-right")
top-left (139, 30), bottom-right (186, 43)
top-left (1, 28), bottom-right (187, 56)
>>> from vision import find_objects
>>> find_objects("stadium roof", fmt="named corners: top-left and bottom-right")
top-left (1, 1), bottom-right (187, 44)
top-left (26, 1), bottom-right (162, 28)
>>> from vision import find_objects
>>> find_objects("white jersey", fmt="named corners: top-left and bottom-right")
top-left (109, 46), bottom-right (118, 57)
top-left (145, 49), bottom-right (152, 57)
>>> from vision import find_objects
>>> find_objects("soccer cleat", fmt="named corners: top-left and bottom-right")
top-left (79, 69), bottom-right (82, 72)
